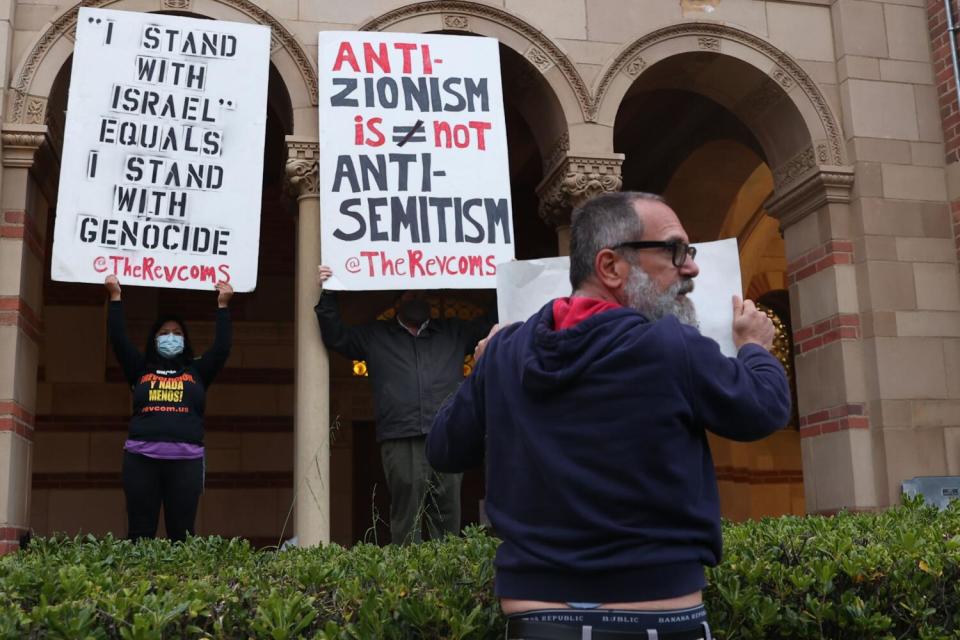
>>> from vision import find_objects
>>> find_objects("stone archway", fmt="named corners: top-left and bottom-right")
top-left (593, 22), bottom-right (855, 236)
top-left (593, 22), bottom-right (846, 170)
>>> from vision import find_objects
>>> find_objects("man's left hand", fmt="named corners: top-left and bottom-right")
top-left (474, 324), bottom-right (501, 362)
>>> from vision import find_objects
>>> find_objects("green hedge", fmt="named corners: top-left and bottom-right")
top-left (2, 499), bottom-right (959, 639)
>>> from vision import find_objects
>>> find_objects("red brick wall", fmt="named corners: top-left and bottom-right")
top-left (930, 0), bottom-right (960, 160)
top-left (0, 526), bottom-right (27, 556)
top-left (928, 0), bottom-right (960, 259)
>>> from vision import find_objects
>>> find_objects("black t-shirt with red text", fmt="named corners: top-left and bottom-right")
top-left (108, 301), bottom-right (231, 444)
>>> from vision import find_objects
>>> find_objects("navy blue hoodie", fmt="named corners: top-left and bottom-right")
top-left (427, 301), bottom-right (791, 602)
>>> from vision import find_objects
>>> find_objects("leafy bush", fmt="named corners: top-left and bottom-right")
top-left (2, 499), bottom-right (959, 639)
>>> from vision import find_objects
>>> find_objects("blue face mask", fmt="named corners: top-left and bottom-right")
top-left (156, 333), bottom-right (184, 359)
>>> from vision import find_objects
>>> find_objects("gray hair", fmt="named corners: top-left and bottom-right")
top-left (568, 191), bottom-right (665, 290)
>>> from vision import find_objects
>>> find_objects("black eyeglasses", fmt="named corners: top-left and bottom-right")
top-left (611, 240), bottom-right (697, 267)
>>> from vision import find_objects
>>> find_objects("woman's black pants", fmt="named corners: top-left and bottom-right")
top-left (122, 451), bottom-right (203, 542)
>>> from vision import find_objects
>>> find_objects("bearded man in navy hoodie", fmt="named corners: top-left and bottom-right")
top-left (427, 191), bottom-right (791, 640)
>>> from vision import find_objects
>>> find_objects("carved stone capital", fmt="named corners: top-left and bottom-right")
top-left (285, 137), bottom-right (319, 199)
top-left (772, 145), bottom-right (817, 191)
top-left (1, 124), bottom-right (48, 168)
top-left (536, 153), bottom-right (624, 227)
top-left (765, 165), bottom-right (855, 230)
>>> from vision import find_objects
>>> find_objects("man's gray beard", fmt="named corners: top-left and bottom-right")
top-left (625, 264), bottom-right (698, 327)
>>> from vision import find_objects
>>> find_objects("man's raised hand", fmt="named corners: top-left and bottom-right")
top-left (473, 324), bottom-right (501, 362)
top-left (317, 265), bottom-right (333, 288)
top-left (732, 295), bottom-right (775, 351)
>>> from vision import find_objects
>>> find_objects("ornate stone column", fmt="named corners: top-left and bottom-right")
top-left (536, 153), bottom-right (624, 255)
top-left (0, 125), bottom-right (47, 554)
top-left (285, 136), bottom-right (330, 546)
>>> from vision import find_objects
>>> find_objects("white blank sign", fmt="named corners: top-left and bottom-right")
top-left (496, 238), bottom-right (744, 356)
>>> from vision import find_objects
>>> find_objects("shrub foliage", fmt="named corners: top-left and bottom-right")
top-left (2, 499), bottom-right (959, 639)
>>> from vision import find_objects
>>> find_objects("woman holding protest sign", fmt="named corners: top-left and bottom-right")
top-left (104, 274), bottom-right (232, 541)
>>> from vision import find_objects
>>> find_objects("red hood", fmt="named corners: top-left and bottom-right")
top-left (552, 296), bottom-right (622, 330)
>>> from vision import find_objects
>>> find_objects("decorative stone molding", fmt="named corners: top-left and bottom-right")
top-left (624, 57), bottom-right (646, 77)
top-left (542, 132), bottom-right (570, 175)
top-left (6, 0), bottom-right (319, 124)
top-left (816, 143), bottom-right (829, 164)
top-left (697, 36), bottom-right (720, 50)
top-left (1, 125), bottom-right (47, 169)
top-left (360, 1), bottom-right (593, 121)
top-left (594, 22), bottom-right (845, 165)
top-left (24, 97), bottom-right (47, 125)
top-left (442, 14), bottom-right (470, 30)
top-left (162, 0), bottom-right (191, 8)
top-left (771, 66), bottom-right (793, 90)
top-left (524, 46), bottom-right (553, 72)
top-left (536, 153), bottom-right (624, 227)
top-left (772, 145), bottom-right (816, 191)
top-left (765, 165), bottom-right (855, 230)
top-left (285, 138), bottom-right (319, 198)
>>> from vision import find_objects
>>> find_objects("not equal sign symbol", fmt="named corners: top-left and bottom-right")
top-left (394, 120), bottom-right (426, 146)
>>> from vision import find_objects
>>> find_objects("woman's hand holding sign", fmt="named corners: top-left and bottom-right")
top-left (216, 281), bottom-right (234, 308)
top-left (105, 274), bottom-right (122, 301)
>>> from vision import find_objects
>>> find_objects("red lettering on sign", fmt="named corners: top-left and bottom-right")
top-left (364, 42), bottom-right (390, 73)
top-left (394, 43), bottom-right (417, 73)
top-left (94, 256), bottom-right (228, 284)
top-left (408, 249), bottom-right (425, 277)
top-left (332, 42), bottom-right (360, 72)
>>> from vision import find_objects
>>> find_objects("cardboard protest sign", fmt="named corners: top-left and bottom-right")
top-left (496, 238), bottom-right (744, 356)
top-left (51, 8), bottom-right (270, 291)
top-left (318, 32), bottom-right (514, 290)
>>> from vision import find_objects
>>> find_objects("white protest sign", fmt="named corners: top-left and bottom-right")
top-left (51, 8), bottom-right (270, 292)
top-left (689, 238), bottom-right (742, 357)
top-left (318, 32), bottom-right (514, 290)
top-left (496, 238), bottom-right (744, 356)
top-left (496, 256), bottom-right (570, 324)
